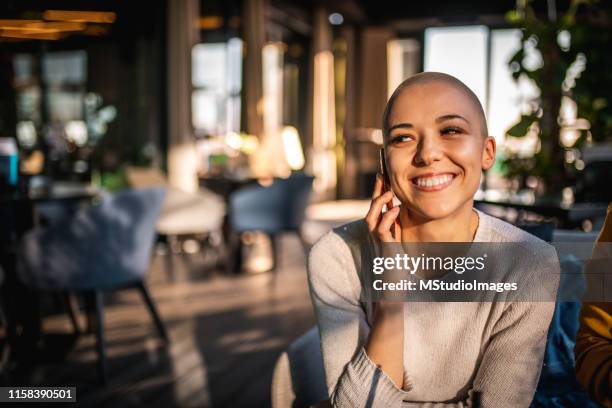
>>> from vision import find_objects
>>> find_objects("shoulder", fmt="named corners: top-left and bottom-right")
top-left (309, 219), bottom-right (368, 261)
top-left (478, 210), bottom-right (559, 279)
top-left (307, 219), bottom-right (367, 296)
top-left (479, 210), bottom-right (552, 248)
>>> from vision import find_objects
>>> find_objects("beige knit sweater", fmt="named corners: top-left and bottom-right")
top-left (307, 209), bottom-right (559, 407)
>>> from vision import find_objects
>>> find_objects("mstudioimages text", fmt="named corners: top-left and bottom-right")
top-left (372, 253), bottom-right (487, 275)
top-left (373, 279), bottom-right (518, 293)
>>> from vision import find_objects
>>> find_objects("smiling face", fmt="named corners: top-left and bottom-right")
top-left (384, 78), bottom-right (496, 221)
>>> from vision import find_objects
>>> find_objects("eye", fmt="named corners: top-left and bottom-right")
top-left (441, 127), bottom-right (464, 135)
top-left (389, 134), bottom-right (415, 145)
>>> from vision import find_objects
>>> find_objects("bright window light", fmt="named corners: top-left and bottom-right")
top-left (192, 39), bottom-right (242, 135)
top-left (424, 26), bottom-right (488, 108)
top-left (281, 126), bottom-right (305, 170)
top-left (488, 29), bottom-right (539, 143)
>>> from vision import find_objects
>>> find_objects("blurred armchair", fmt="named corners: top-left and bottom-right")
top-left (17, 187), bottom-right (167, 384)
top-left (228, 173), bottom-right (314, 273)
top-left (271, 326), bottom-right (328, 408)
top-left (125, 166), bottom-right (226, 279)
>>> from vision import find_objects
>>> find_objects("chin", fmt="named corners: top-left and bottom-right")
top-left (404, 191), bottom-right (475, 221)
top-left (412, 202), bottom-right (460, 220)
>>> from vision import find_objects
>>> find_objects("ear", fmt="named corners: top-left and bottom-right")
top-left (481, 136), bottom-right (496, 170)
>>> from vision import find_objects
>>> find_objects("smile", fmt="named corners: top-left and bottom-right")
top-left (411, 173), bottom-right (456, 191)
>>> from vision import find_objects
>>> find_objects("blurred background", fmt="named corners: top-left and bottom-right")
top-left (0, 0), bottom-right (610, 407)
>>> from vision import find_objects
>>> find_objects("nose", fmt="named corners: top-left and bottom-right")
top-left (413, 134), bottom-right (443, 166)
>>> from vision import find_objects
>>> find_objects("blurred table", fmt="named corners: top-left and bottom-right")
top-left (198, 174), bottom-right (259, 200)
top-left (475, 198), bottom-right (609, 229)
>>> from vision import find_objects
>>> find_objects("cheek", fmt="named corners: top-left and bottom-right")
top-left (386, 151), bottom-right (407, 175)
top-left (448, 140), bottom-right (485, 174)
top-left (385, 153), bottom-right (406, 174)
top-left (385, 153), bottom-right (412, 200)
top-left (386, 152), bottom-right (414, 185)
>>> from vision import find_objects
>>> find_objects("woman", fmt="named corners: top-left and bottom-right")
top-left (308, 72), bottom-right (559, 407)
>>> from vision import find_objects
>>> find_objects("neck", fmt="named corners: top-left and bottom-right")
top-left (399, 201), bottom-right (478, 242)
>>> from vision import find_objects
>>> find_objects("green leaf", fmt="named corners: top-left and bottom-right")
top-left (506, 114), bottom-right (539, 137)
top-left (506, 10), bottom-right (523, 24)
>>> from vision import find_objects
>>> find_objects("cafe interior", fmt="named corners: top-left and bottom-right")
top-left (0, 0), bottom-right (611, 407)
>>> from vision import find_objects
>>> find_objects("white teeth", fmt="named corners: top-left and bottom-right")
top-left (415, 174), bottom-right (453, 188)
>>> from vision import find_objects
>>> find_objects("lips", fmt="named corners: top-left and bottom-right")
top-left (411, 173), bottom-right (457, 191)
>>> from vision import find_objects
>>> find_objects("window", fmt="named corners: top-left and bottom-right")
top-left (13, 50), bottom-right (87, 148)
top-left (488, 29), bottom-right (539, 146)
top-left (424, 26), bottom-right (488, 107)
top-left (44, 51), bottom-right (87, 123)
top-left (387, 38), bottom-right (420, 99)
top-left (192, 38), bottom-right (242, 136)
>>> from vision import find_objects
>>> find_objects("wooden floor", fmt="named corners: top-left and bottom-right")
top-left (5, 228), bottom-right (330, 408)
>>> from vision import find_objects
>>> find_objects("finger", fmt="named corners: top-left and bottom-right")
top-left (385, 190), bottom-right (395, 212)
top-left (366, 190), bottom-right (393, 223)
top-left (392, 208), bottom-right (401, 240)
top-left (372, 173), bottom-right (384, 199)
top-left (366, 191), bottom-right (394, 231)
top-left (377, 206), bottom-right (400, 242)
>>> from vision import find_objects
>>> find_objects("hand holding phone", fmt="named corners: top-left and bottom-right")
top-left (366, 148), bottom-right (401, 243)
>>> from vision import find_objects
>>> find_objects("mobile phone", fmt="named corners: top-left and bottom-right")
top-left (379, 148), bottom-right (400, 226)
top-left (379, 148), bottom-right (391, 192)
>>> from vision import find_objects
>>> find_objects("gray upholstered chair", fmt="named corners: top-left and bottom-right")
top-left (228, 173), bottom-right (314, 273)
top-left (18, 187), bottom-right (167, 384)
top-left (125, 166), bottom-right (226, 279)
top-left (271, 326), bottom-right (328, 408)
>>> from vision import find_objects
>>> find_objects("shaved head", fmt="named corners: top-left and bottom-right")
top-left (382, 72), bottom-right (488, 138)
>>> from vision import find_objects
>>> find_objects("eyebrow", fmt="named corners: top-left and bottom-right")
top-left (387, 123), bottom-right (414, 133)
top-left (387, 114), bottom-right (470, 133)
top-left (435, 114), bottom-right (469, 124)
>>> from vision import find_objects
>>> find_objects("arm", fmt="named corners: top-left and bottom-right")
top-left (364, 303), bottom-right (405, 389)
top-left (575, 302), bottom-right (612, 407)
top-left (308, 231), bottom-right (412, 408)
top-left (363, 175), bottom-right (405, 389)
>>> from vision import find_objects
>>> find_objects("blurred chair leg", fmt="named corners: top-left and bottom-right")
top-left (164, 250), bottom-right (175, 282)
top-left (204, 230), bottom-right (224, 273)
top-left (85, 291), bottom-right (107, 385)
top-left (137, 282), bottom-right (168, 343)
top-left (226, 231), bottom-right (243, 274)
top-left (158, 234), bottom-right (175, 282)
top-left (63, 292), bottom-right (81, 335)
top-left (0, 302), bottom-right (10, 372)
top-left (269, 233), bottom-right (280, 272)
